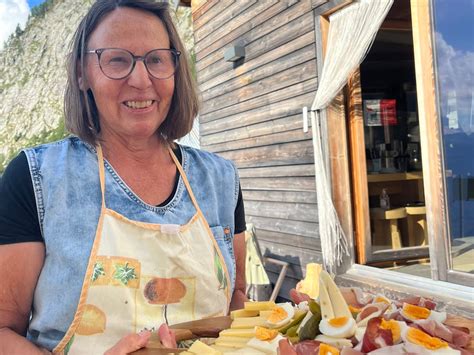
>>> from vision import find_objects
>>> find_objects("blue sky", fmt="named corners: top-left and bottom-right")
top-left (28, 0), bottom-right (44, 7)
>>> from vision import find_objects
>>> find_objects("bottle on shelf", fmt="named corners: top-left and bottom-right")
top-left (380, 188), bottom-right (391, 210)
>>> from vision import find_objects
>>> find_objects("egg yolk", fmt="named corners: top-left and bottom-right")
top-left (403, 304), bottom-right (431, 320)
top-left (328, 316), bottom-right (349, 327)
top-left (374, 296), bottom-right (390, 305)
top-left (406, 327), bottom-right (449, 350)
top-left (380, 319), bottom-right (401, 343)
top-left (255, 326), bottom-right (278, 341)
top-left (319, 343), bottom-right (340, 355)
top-left (267, 306), bottom-right (288, 323)
top-left (349, 305), bottom-right (361, 313)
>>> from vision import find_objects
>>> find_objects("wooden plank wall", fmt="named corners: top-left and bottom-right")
top-left (191, 0), bottom-right (334, 300)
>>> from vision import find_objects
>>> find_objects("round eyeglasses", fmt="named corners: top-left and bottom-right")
top-left (85, 48), bottom-right (181, 80)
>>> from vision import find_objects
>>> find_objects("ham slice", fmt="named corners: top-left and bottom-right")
top-left (394, 296), bottom-right (436, 310)
top-left (289, 288), bottom-right (312, 305)
top-left (294, 340), bottom-right (321, 355)
top-left (446, 324), bottom-right (472, 348)
top-left (278, 338), bottom-right (298, 355)
top-left (356, 303), bottom-right (389, 327)
top-left (277, 339), bottom-right (322, 355)
top-left (360, 317), bottom-right (394, 353)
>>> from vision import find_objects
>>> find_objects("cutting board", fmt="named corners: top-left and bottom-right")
top-left (131, 316), bottom-right (231, 354)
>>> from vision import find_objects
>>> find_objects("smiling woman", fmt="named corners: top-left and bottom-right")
top-left (0, 0), bottom-right (247, 354)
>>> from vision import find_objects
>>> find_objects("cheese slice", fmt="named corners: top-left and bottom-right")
top-left (210, 344), bottom-right (241, 352)
top-left (244, 301), bottom-right (276, 311)
top-left (188, 340), bottom-right (222, 354)
top-left (231, 309), bottom-right (260, 319)
top-left (231, 316), bottom-right (267, 329)
top-left (220, 328), bottom-right (256, 338)
top-left (215, 336), bottom-right (250, 345)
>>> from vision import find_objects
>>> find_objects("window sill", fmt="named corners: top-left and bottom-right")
top-left (335, 264), bottom-right (474, 318)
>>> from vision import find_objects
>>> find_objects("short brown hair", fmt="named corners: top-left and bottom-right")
top-left (64, 0), bottom-right (199, 145)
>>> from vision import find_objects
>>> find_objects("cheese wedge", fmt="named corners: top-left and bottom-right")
top-left (244, 301), bottom-right (276, 311)
top-left (220, 328), bottom-right (256, 338)
top-left (231, 316), bottom-right (267, 329)
top-left (188, 340), bottom-right (222, 354)
top-left (231, 309), bottom-right (259, 319)
top-left (319, 275), bottom-right (335, 320)
top-left (319, 270), bottom-right (352, 319)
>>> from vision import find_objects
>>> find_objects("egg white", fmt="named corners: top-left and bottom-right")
top-left (319, 316), bottom-right (356, 338)
top-left (266, 302), bottom-right (294, 328)
top-left (247, 334), bottom-right (285, 355)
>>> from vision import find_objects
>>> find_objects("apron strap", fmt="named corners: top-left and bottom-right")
top-left (96, 144), bottom-right (106, 209)
top-left (168, 146), bottom-right (203, 216)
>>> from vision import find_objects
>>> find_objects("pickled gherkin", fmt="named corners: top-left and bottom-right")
top-left (278, 309), bottom-right (307, 334)
top-left (308, 300), bottom-right (321, 316)
top-left (298, 313), bottom-right (322, 341)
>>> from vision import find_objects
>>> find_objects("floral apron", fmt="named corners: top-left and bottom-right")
top-left (53, 145), bottom-right (231, 354)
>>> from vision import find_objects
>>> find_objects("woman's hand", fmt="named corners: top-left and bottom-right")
top-left (104, 331), bottom-right (151, 355)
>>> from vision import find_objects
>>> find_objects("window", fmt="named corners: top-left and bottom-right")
top-left (316, 0), bottom-right (474, 290)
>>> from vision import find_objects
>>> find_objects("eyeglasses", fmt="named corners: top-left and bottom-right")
top-left (85, 48), bottom-right (181, 80)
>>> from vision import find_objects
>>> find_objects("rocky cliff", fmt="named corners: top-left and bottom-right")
top-left (0, 0), bottom-right (194, 172)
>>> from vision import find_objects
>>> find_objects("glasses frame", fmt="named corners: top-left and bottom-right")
top-left (85, 48), bottom-right (181, 80)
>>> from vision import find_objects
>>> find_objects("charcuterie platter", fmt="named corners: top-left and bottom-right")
top-left (133, 264), bottom-right (473, 354)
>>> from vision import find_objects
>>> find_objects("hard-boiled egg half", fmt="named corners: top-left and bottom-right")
top-left (379, 319), bottom-right (404, 344)
top-left (400, 324), bottom-right (460, 354)
top-left (318, 270), bottom-right (356, 338)
top-left (247, 333), bottom-right (285, 354)
top-left (401, 303), bottom-right (447, 323)
top-left (372, 294), bottom-right (397, 313)
top-left (265, 302), bottom-right (294, 328)
top-left (319, 316), bottom-right (357, 338)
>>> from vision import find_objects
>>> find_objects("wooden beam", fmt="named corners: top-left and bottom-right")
top-left (410, 0), bottom-right (449, 281)
top-left (347, 70), bottom-right (371, 265)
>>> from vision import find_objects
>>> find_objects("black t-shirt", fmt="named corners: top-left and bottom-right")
top-left (0, 150), bottom-right (246, 244)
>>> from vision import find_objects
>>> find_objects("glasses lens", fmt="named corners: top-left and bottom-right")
top-left (146, 49), bottom-right (178, 79)
top-left (99, 49), bottom-right (133, 79)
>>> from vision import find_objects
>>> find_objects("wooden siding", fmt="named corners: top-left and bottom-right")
top-left (192, 0), bottom-right (336, 300)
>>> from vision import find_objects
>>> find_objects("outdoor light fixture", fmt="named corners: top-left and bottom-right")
top-left (224, 45), bottom-right (245, 62)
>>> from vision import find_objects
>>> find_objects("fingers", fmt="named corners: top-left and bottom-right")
top-left (104, 331), bottom-right (151, 355)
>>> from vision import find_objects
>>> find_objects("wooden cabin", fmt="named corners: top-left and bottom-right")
top-left (189, 0), bottom-right (474, 316)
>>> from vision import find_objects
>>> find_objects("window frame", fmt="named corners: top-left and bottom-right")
top-left (314, 0), bottom-right (474, 313)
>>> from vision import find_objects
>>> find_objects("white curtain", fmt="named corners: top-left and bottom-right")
top-left (308, 0), bottom-right (393, 274)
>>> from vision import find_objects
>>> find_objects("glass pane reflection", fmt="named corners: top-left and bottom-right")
top-left (433, 0), bottom-right (474, 273)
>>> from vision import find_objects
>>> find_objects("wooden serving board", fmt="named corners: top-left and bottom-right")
top-left (132, 315), bottom-right (474, 354)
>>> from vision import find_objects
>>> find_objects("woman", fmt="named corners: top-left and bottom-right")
top-left (0, 0), bottom-right (247, 353)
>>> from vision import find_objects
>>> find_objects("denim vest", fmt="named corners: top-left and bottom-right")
top-left (23, 137), bottom-right (239, 351)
